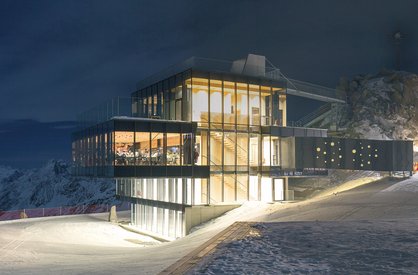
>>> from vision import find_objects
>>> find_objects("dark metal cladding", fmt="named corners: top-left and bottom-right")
top-left (294, 137), bottom-right (413, 171)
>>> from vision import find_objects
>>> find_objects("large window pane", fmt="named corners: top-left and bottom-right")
top-left (249, 84), bottom-right (260, 126)
top-left (194, 178), bottom-right (208, 205)
top-left (280, 94), bottom-right (287, 126)
top-left (272, 136), bottom-right (280, 166)
top-left (262, 135), bottom-right (271, 166)
top-left (210, 131), bottom-right (223, 169)
top-left (210, 175), bottom-right (222, 203)
top-left (151, 132), bottom-right (164, 165)
top-left (260, 85), bottom-right (271, 126)
top-left (182, 133), bottom-right (193, 165)
top-left (249, 134), bottom-right (259, 167)
top-left (236, 83), bottom-right (248, 127)
top-left (210, 80), bottom-right (222, 125)
top-left (223, 132), bottom-right (236, 167)
top-left (223, 81), bottom-right (236, 128)
top-left (169, 77), bottom-right (176, 120)
top-left (195, 131), bottom-right (208, 165)
top-left (237, 133), bottom-right (248, 167)
top-left (248, 176), bottom-right (258, 201)
top-left (163, 80), bottom-right (170, 120)
top-left (191, 78), bottom-right (209, 125)
top-left (175, 77), bottom-right (183, 120)
top-left (166, 133), bottom-right (180, 165)
top-left (114, 131), bottom-right (134, 166)
top-left (183, 77), bottom-right (192, 121)
top-left (237, 174), bottom-right (248, 201)
top-left (135, 132), bottom-right (150, 165)
top-left (224, 174), bottom-right (235, 202)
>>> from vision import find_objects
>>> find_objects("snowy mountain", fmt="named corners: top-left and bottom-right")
top-left (336, 70), bottom-right (418, 140)
top-left (0, 160), bottom-right (118, 211)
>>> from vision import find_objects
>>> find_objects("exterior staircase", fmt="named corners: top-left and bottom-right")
top-left (294, 103), bottom-right (333, 127)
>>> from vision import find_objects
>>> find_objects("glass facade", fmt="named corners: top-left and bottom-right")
top-left (73, 68), bottom-right (293, 239)
top-left (132, 70), bottom-right (286, 127)
top-left (71, 60), bottom-right (412, 240)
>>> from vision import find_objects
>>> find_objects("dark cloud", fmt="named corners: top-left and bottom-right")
top-left (1, 0), bottom-right (418, 121)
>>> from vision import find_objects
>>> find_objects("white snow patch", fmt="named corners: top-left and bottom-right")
top-left (382, 173), bottom-right (418, 192)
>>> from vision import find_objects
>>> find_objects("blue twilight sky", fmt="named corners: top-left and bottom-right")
top-left (1, 0), bottom-right (418, 122)
top-left (1, 0), bottom-right (418, 168)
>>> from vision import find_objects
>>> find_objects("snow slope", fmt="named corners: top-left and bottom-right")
top-left (192, 177), bottom-right (418, 274)
top-left (0, 160), bottom-right (118, 211)
top-left (382, 173), bottom-right (418, 192)
top-left (1, 177), bottom-right (418, 274)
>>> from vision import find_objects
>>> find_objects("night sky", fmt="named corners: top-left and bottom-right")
top-left (1, 0), bottom-right (418, 167)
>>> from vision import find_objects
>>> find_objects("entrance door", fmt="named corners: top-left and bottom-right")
top-left (274, 178), bottom-right (284, 201)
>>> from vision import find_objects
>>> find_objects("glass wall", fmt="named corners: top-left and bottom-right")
top-left (151, 132), bottom-right (164, 165)
top-left (262, 135), bottom-right (271, 166)
top-left (249, 84), bottom-right (260, 126)
top-left (223, 132), bottom-right (236, 168)
top-left (249, 134), bottom-right (259, 167)
top-left (260, 86), bottom-right (271, 126)
top-left (210, 174), bottom-right (222, 203)
top-left (132, 70), bottom-right (286, 127)
top-left (135, 132), bottom-right (150, 165)
top-left (133, 202), bottom-right (184, 239)
top-left (210, 80), bottom-right (223, 125)
top-left (192, 78), bottom-right (209, 126)
top-left (114, 131), bottom-right (134, 166)
top-left (236, 83), bottom-right (249, 129)
top-left (167, 133), bottom-right (180, 165)
top-left (223, 81), bottom-right (236, 129)
top-left (210, 131), bottom-right (223, 169)
top-left (195, 131), bottom-right (208, 165)
top-left (224, 174), bottom-right (235, 202)
top-left (236, 133), bottom-right (248, 169)
top-left (116, 178), bottom-right (208, 206)
top-left (237, 174), bottom-right (248, 201)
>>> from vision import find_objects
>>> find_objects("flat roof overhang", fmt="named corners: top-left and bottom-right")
top-left (114, 166), bottom-right (210, 178)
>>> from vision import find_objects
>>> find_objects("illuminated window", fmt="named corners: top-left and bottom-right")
top-left (210, 80), bottom-right (222, 124)
top-left (191, 78), bottom-right (209, 125)
top-left (166, 133), bottom-right (180, 165)
top-left (115, 131), bottom-right (134, 166)
top-left (223, 81), bottom-right (236, 127)
top-left (151, 132), bottom-right (164, 165)
top-left (135, 132), bottom-right (150, 165)
top-left (249, 84), bottom-right (260, 126)
top-left (236, 83), bottom-right (249, 126)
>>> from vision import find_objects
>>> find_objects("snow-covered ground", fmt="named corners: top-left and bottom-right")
top-left (382, 173), bottom-right (418, 192)
top-left (192, 177), bottom-right (418, 274)
top-left (193, 220), bottom-right (418, 274)
top-left (1, 176), bottom-right (418, 274)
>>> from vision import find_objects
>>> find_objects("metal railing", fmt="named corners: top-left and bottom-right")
top-left (136, 56), bottom-right (284, 90)
top-left (294, 103), bottom-right (333, 127)
top-left (0, 202), bottom-right (130, 222)
top-left (76, 97), bottom-right (133, 129)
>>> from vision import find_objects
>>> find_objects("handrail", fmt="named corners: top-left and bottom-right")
top-left (201, 117), bottom-right (248, 155)
top-left (295, 103), bottom-right (333, 127)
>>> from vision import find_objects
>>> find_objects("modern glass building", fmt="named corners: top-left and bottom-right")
top-left (72, 54), bottom-right (413, 240)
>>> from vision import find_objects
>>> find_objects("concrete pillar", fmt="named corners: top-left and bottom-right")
top-left (108, 205), bottom-right (118, 223)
